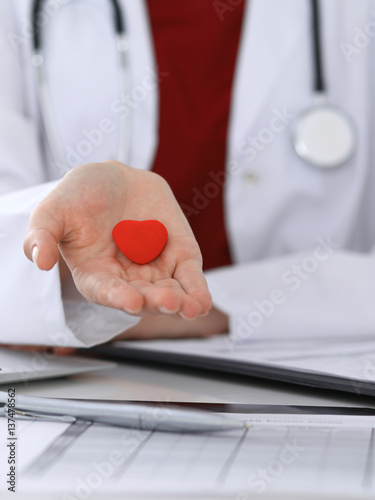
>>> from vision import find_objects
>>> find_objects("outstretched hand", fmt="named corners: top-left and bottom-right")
top-left (24, 162), bottom-right (212, 319)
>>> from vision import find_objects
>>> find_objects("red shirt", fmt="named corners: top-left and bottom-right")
top-left (147, 0), bottom-right (245, 270)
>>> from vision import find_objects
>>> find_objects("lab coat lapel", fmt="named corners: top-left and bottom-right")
top-left (228, 0), bottom-right (307, 157)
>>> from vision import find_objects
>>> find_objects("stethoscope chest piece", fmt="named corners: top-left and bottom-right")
top-left (292, 104), bottom-right (356, 169)
top-left (292, 0), bottom-right (357, 169)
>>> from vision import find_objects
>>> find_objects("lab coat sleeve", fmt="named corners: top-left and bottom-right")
top-left (204, 244), bottom-right (375, 341)
top-left (0, 4), bottom-right (140, 347)
top-left (0, 184), bottom-right (141, 348)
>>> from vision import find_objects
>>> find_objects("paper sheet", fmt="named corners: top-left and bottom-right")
top-left (1, 410), bottom-right (375, 497)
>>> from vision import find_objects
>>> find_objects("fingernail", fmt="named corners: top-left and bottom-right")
top-left (199, 311), bottom-right (210, 318)
top-left (158, 306), bottom-right (178, 315)
top-left (179, 312), bottom-right (195, 321)
top-left (32, 245), bottom-right (40, 268)
top-left (124, 307), bottom-right (141, 315)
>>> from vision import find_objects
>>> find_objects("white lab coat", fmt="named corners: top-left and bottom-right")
top-left (1, 0), bottom-right (375, 347)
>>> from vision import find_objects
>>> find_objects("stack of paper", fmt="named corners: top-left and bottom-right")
top-left (101, 335), bottom-right (375, 396)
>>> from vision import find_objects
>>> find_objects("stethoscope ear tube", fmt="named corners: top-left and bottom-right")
top-left (311, 0), bottom-right (325, 93)
top-left (31, 0), bottom-right (130, 168)
top-left (32, 50), bottom-right (67, 168)
top-left (116, 34), bottom-right (131, 164)
top-left (31, 0), bottom-right (125, 51)
top-left (31, 0), bottom-right (43, 52)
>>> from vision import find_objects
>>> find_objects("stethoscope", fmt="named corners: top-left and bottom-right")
top-left (31, 0), bottom-right (356, 170)
top-left (292, 0), bottom-right (356, 168)
top-left (31, 0), bottom-right (131, 167)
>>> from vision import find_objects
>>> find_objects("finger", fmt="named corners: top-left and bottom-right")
top-left (129, 280), bottom-right (205, 319)
top-left (128, 280), bottom-right (183, 315)
top-left (174, 259), bottom-right (213, 315)
top-left (24, 205), bottom-right (64, 271)
top-left (23, 229), bottom-right (60, 271)
top-left (75, 272), bottom-right (145, 314)
top-left (179, 294), bottom-right (205, 319)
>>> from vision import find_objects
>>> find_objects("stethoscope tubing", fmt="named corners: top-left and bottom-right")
top-left (311, 0), bottom-right (325, 93)
top-left (32, 0), bottom-right (125, 49)
top-left (31, 0), bottom-right (130, 167)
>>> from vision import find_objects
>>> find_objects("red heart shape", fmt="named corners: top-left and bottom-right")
top-left (112, 220), bottom-right (168, 265)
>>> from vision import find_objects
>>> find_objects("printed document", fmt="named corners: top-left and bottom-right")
top-left (1, 408), bottom-right (375, 497)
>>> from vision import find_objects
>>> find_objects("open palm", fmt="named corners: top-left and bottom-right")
top-left (24, 162), bottom-right (212, 318)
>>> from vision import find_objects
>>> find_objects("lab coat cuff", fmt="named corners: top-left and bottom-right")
top-left (62, 300), bottom-right (141, 348)
top-left (204, 267), bottom-right (263, 343)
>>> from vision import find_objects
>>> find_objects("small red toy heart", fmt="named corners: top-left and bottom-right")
top-left (112, 220), bottom-right (168, 264)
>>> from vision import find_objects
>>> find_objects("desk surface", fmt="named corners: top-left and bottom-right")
top-left (3, 357), bottom-right (375, 500)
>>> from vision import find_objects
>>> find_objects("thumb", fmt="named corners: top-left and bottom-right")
top-left (23, 203), bottom-right (64, 271)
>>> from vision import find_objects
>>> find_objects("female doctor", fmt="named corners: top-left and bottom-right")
top-left (1, 0), bottom-right (375, 348)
